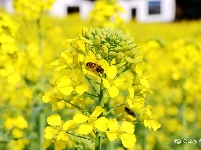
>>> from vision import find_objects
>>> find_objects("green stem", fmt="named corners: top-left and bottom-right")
top-left (39, 112), bottom-right (45, 150)
top-left (99, 78), bottom-right (105, 107)
top-left (85, 75), bottom-right (99, 96)
top-left (36, 17), bottom-right (45, 150)
top-left (95, 133), bottom-right (101, 150)
top-left (85, 92), bottom-right (99, 97)
top-left (94, 78), bottom-right (105, 150)
top-left (63, 99), bottom-right (85, 112)
top-left (66, 132), bottom-right (95, 142)
top-left (105, 103), bottom-right (125, 116)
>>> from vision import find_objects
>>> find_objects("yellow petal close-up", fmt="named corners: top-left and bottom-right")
top-left (120, 133), bottom-right (136, 148)
top-left (135, 64), bottom-right (142, 75)
top-left (42, 92), bottom-right (52, 103)
top-left (108, 85), bottom-right (119, 98)
top-left (106, 131), bottom-right (118, 142)
top-left (42, 139), bottom-right (52, 148)
top-left (57, 76), bottom-right (73, 95)
top-left (44, 126), bottom-right (55, 139)
top-left (144, 119), bottom-right (161, 131)
top-left (128, 86), bottom-right (134, 98)
top-left (102, 78), bottom-right (111, 89)
top-left (107, 65), bottom-right (117, 79)
top-left (140, 79), bottom-right (150, 89)
top-left (113, 76), bottom-right (125, 87)
top-left (73, 114), bottom-right (88, 124)
top-left (75, 83), bottom-right (88, 95)
top-left (78, 124), bottom-right (93, 135)
top-left (107, 119), bottom-right (118, 131)
top-left (58, 86), bottom-right (74, 96)
top-left (61, 51), bottom-right (73, 64)
top-left (94, 117), bottom-right (108, 132)
top-left (57, 131), bottom-right (69, 141)
top-left (121, 121), bottom-right (134, 134)
top-left (63, 120), bottom-right (75, 130)
top-left (91, 106), bottom-right (104, 118)
top-left (47, 114), bottom-right (62, 126)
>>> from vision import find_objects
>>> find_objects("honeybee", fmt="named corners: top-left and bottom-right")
top-left (86, 62), bottom-right (104, 74)
top-left (125, 107), bottom-right (136, 118)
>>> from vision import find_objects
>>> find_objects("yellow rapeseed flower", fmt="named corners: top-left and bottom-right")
top-left (106, 119), bottom-right (136, 148)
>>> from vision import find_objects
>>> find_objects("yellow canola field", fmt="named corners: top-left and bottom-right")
top-left (0, 10), bottom-right (201, 150)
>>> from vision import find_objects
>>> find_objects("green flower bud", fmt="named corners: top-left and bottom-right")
top-left (122, 45), bottom-right (128, 52)
top-left (128, 43), bottom-right (137, 50)
top-left (113, 46), bottom-right (122, 52)
top-left (96, 54), bottom-right (102, 60)
top-left (82, 27), bottom-right (88, 36)
top-left (85, 32), bottom-right (94, 40)
top-left (79, 37), bottom-right (93, 45)
top-left (109, 51), bottom-right (117, 58)
top-left (133, 57), bottom-right (143, 65)
top-left (126, 38), bottom-right (134, 45)
top-left (105, 43), bottom-right (110, 48)
top-left (111, 35), bottom-right (117, 41)
top-left (119, 41), bottom-right (126, 47)
top-left (131, 49), bottom-right (140, 57)
top-left (94, 35), bottom-right (101, 45)
top-left (102, 45), bottom-right (108, 57)
top-left (95, 28), bottom-right (101, 35)
top-left (116, 52), bottom-right (124, 63)
top-left (124, 56), bottom-right (134, 63)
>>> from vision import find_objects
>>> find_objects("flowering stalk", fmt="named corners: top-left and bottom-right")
top-left (95, 132), bottom-right (101, 150)
top-left (99, 78), bottom-right (105, 107)
top-left (95, 79), bottom-right (105, 150)
top-left (42, 27), bottom-right (161, 149)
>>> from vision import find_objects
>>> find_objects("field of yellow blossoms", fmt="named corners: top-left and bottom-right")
top-left (0, 0), bottom-right (201, 150)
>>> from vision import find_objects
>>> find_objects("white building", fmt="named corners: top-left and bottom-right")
top-left (0, 0), bottom-right (176, 23)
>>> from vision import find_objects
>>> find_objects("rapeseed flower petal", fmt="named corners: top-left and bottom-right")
top-left (106, 131), bottom-right (118, 141)
top-left (107, 119), bottom-right (118, 131)
top-left (75, 83), bottom-right (88, 95)
top-left (108, 85), bottom-right (119, 98)
top-left (94, 117), bottom-right (108, 132)
top-left (120, 133), bottom-right (136, 148)
top-left (78, 124), bottom-right (93, 135)
top-left (73, 114), bottom-right (88, 124)
top-left (91, 106), bottom-right (104, 118)
top-left (47, 114), bottom-right (62, 126)
top-left (44, 126), bottom-right (55, 139)
top-left (121, 121), bottom-right (134, 134)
